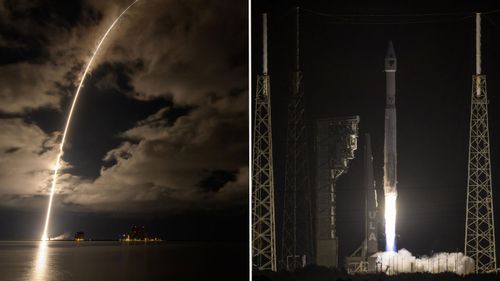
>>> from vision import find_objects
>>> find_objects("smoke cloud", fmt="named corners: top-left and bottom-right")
top-left (51, 232), bottom-right (71, 240)
top-left (374, 248), bottom-right (475, 275)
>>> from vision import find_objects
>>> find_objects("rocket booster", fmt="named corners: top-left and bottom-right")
top-left (383, 41), bottom-right (397, 195)
top-left (364, 134), bottom-right (379, 255)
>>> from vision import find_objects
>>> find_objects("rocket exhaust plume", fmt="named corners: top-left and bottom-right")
top-left (374, 249), bottom-right (475, 275)
top-left (384, 192), bottom-right (397, 252)
top-left (41, 0), bottom-right (141, 241)
top-left (383, 41), bottom-right (397, 252)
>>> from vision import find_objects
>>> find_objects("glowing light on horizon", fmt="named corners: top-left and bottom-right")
top-left (385, 192), bottom-right (397, 252)
top-left (41, 0), bottom-right (141, 241)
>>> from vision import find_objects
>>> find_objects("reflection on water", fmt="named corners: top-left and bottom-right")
top-left (0, 241), bottom-right (245, 281)
top-left (30, 240), bottom-right (49, 281)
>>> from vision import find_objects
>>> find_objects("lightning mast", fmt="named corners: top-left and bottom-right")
top-left (464, 13), bottom-right (497, 273)
top-left (281, 7), bottom-right (314, 270)
top-left (252, 13), bottom-right (277, 271)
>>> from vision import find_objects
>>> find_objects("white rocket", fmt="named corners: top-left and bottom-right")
top-left (384, 41), bottom-right (397, 195)
top-left (383, 41), bottom-right (398, 252)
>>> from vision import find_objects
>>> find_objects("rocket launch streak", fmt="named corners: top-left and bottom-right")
top-left (383, 41), bottom-right (397, 252)
top-left (41, 0), bottom-right (141, 241)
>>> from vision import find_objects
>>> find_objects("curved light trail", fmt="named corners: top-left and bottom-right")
top-left (41, 0), bottom-right (141, 241)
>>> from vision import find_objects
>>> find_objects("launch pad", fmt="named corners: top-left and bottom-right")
top-left (252, 8), bottom-right (498, 277)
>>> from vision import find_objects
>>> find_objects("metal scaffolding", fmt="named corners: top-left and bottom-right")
top-left (464, 13), bottom-right (496, 274)
top-left (252, 13), bottom-right (277, 271)
top-left (315, 116), bottom-right (359, 268)
top-left (281, 7), bottom-right (314, 270)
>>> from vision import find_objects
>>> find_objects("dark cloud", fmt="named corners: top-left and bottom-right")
top-left (63, 92), bottom-right (248, 212)
top-left (102, 0), bottom-right (248, 106)
top-left (200, 170), bottom-right (238, 193)
top-left (0, 0), bottom-right (248, 215)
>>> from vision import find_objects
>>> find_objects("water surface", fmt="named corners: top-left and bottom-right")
top-left (0, 241), bottom-right (247, 281)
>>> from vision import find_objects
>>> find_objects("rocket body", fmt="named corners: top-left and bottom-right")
top-left (364, 134), bottom-right (379, 256)
top-left (383, 41), bottom-right (397, 252)
top-left (383, 41), bottom-right (397, 195)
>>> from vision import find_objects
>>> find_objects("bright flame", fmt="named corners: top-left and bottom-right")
top-left (385, 192), bottom-right (397, 252)
top-left (40, 0), bottom-right (141, 241)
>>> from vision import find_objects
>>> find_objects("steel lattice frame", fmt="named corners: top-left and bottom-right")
top-left (281, 10), bottom-right (315, 270)
top-left (252, 73), bottom-right (277, 271)
top-left (465, 75), bottom-right (497, 273)
top-left (281, 67), bottom-right (313, 270)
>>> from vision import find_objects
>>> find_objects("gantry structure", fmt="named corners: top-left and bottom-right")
top-left (464, 13), bottom-right (496, 274)
top-left (252, 13), bottom-right (277, 271)
top-left (315, 116), bottom-right (359, 268)
top-left (281, 7), bottom-right (314, 270)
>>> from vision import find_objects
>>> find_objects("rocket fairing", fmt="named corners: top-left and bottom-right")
top-left (383, 41), bottom-right (397, 195)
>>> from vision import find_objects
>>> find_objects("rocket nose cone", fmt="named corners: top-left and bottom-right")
top-left (386, 41), bottom-right (396, 59)
top-left (385, 41), bottom-right (397, 71)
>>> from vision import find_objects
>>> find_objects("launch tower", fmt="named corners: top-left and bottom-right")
top-left (464, 13), bottom-right (496, 273)
top-left (252, 13), bottom-right (277, 271)
top-left (315, 116), bottom-right (359, 267)
top-left (281, 7), bottom-right (314, 270)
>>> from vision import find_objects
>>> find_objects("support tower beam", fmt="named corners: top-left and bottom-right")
top-left (281, 7), bottom-right (314, 270)
top-left (252, 13), bottom-right (277, 271)
top-left (464, 13), bottom-right (497, 274)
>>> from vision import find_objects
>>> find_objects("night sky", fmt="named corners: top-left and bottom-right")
top-left (252, 0), bottom-right (500, 265)
top-left (0, 0), bottom-right (248, 242)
